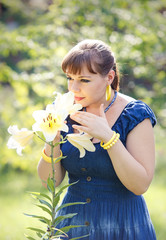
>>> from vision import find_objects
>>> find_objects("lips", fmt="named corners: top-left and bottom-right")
top-left (74, 96), bottom-right (85, 101)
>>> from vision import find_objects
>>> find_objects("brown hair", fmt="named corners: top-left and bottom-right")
top-left (62, 39), bottom-right (119, 91)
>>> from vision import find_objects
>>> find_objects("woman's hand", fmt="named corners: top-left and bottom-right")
top-left (70, 104), bottom-right (113, 142)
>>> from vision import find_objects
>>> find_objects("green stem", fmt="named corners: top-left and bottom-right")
top-left (50, 143), bottom-right (56, 238)
top-left (34, 132), bottom-right (64, 238)
top-left (34, 132), bottom-right (52, 146)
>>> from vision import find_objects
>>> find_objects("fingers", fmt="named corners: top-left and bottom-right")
top-left (70, 112), bottom-right (92, 125)
top-left (70, 114), bottom-right (89, 126)
top-left (72, 124), bottom-right (89, 133)
top-left (70, 111), bottom-right (94, 119)
top-left (71, 107), bottom-right (106, 126)
top-left (71, 112), bottom-right (94, 135)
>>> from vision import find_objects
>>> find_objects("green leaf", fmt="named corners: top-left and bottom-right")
top-left (55, 181), bottom-right (79, 199)
top-left (35, 204), bottom-right (52, 216)
top-left (70, 234), bottom-right (90, 240)
top-left (36, 232), bottom-right (42, 238)
top-left (24, 213), bottom-right (50, 225)
top-left (47, 177), bottom-right (54, 193)
top-left (52, 234), bottom-right (69, 239)
top-left (28, 191), bottom-right (52, 202)
top-left (55, 225), bottom-right (86, 235)
top-left (53, 195), bottom-right (60, 208)
top-left (54, 155), bottom-right (66, 164)
top-left (39, 199), bottom-right (53, 210)
top-left (56, 202), bottom-right (86, 213)
top-left (54, 213), bottom-right (77, 227)
top-left (27, 227), bottom-right (45, 234)
top-left (52, 227), bottom-right (69, 237)
top-left (24, 234), bottom-right (36, 240)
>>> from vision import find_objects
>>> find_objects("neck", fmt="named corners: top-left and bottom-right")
top-left (84, 105), bottom-right (102, 115)
top-left (84, 91), bottom-right (116, 115)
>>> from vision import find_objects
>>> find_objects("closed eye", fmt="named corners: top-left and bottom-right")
top-left (80, 79), bottom-right (90, 83)
top-left (67, 76), bottom-right (90, 83)
top-left (66, 76), bottom-right (73, 81)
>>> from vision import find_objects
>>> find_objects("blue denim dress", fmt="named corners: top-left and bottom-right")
top-left (57, 100), bottom-right (157, 240)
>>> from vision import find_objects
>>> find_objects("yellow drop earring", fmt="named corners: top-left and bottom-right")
top-left (106, 85), bottom-right (111, 101)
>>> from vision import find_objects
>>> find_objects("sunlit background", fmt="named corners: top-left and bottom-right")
top-left (0, 0), bottom-right (166, 239)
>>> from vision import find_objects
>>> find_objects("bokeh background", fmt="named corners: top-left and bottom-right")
top-left (0, 0), bottom-right (166, 239)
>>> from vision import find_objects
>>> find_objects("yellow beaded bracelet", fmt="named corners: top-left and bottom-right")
top-left (103, 133), bottom-right (120, 150)
top-left (100, 133), bottom-right (120, 150)
top-left (42, 149), bottom-right (63, 163)
top-left (100, 131), bottom-right (116, 148)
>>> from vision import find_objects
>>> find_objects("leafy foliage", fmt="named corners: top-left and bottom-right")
top-left (24, 178), bottom-right (86, 239)
top-left (0, 0), bottom-right (166, 172)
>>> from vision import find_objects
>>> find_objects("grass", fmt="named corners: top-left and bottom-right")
top-left (0, 170), bottom-right (43, 240)
top-left (144, 179), bottom-right (166, 240)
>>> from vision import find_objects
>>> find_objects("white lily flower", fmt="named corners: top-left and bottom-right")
top-left (67, 132), bottom-right (96, 158)
top-left (32, 104), bottom-right (68, 142)
top-left (53, 91), bottom-right (82, 114)
top-left (7, 125), bottom-right (34, 156)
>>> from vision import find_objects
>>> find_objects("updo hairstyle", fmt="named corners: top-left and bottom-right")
top-left (62, 39), bottom-right (119, 91)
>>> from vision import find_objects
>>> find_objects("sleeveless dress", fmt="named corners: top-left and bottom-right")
top-left (57, 100), bottom-right (157, 240)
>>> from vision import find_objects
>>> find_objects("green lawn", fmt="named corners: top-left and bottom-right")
top-left (144, 179), bottom-right (166, 240)
top-left (0, 170), bottom-right (42, 240)
top-left (0, 168), bottom-right (166, 240)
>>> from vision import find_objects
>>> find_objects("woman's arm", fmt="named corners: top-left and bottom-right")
top-left (106, 118), bottom-right (155, 195)
top-left (70, 107), bottom-right (156, 195)
top-left (37, 134), bottom-right (66, 188)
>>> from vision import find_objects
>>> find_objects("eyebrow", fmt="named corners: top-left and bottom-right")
top-left (66, 74), bottom-right (92, 78)
top-left (78, 75), bottom-right (92, 78)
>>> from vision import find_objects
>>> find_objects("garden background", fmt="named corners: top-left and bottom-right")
top-left (0, 0), bottom-right (166, 239)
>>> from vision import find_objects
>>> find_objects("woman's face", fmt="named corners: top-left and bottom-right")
top-left (66, 64), bottom-right (109, 108)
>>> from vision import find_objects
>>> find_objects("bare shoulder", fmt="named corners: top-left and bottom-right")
top-left (117, 92), bottom-right (135, 106)
top-left (113, 92), bottom-right (136, 111)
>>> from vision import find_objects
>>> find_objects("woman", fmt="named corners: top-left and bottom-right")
top-left (38, 39), bottom-right (157, 239)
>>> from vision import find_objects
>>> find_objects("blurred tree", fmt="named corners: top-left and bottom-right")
top-left (0, 0), bottom-right (166, 172)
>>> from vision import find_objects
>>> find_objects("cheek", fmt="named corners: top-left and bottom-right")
top-left (67, 81), bottom-right (72, 90)
top-left (93, 83), bottom-right (105, 95)
top-left (86, 85), bottom-right (104, 102)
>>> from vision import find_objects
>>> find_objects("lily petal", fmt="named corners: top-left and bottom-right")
top-left (32, 104), bottom-right (68, 142)
top-left (60, 122), bottom-right (69, 133)
top-left (53, 91), bottom-right (82, 115)
top-left (32, 110), bottom-right (47, 122)
top-left (67, 132), bottom-right (96, 158)
top-left (67, 136), bottom-right (86, 158)
top-left (79, 147), bottom-right (86, 158)
top-left (7, 125), bottom-right (34, 155)
top-left (43, 131), bottom-right (58, 142)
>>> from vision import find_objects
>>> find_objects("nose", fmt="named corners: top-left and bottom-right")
top-left (69, 80), bottom-right (80, 93)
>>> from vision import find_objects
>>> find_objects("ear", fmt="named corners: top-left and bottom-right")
top-left (107, 70), bottom-right (115, 85)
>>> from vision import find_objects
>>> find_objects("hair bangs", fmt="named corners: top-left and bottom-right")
top-left (62, 50), bottom-right (97, 75)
